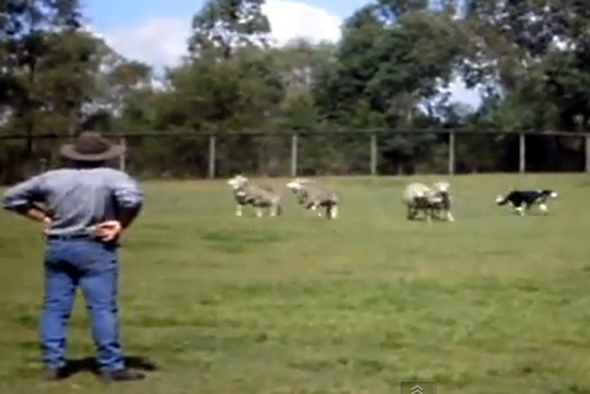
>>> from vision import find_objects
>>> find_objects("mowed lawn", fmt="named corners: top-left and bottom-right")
top-left (2, 174), bottom-right (590, 393)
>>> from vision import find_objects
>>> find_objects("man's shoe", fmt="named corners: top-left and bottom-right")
top-left (99, 368), bottom-right (145, 382)
top-left (43, 366), bottom-right (69, 381)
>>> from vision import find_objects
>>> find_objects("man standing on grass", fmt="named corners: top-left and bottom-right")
top-left (2, 132), bottom-right (145, 382)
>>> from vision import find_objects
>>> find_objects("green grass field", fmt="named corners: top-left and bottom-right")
top-left (2, 174), bottom-right (590, 393)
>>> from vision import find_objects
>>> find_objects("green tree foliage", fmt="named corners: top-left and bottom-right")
top-left (188, 0), bottom-right (270, 60)
top-left (2, 0), bottom-right (84, 144)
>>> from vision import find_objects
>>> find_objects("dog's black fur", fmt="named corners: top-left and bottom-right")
top-left (496, 189), bottom-right (558, 212)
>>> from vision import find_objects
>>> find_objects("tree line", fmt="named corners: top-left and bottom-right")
top-left (2, 0), bottom-right (590, 182)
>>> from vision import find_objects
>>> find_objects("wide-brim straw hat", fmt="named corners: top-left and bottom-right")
top-left (60, 131), bottom-right (125, 162)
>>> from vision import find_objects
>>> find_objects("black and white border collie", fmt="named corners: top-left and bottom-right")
top-left (495, 189), bottom-right (558, 215)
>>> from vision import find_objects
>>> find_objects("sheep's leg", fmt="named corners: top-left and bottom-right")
top-left (331, 205), bottom-right (338, 219)
top-left (408, 207), bottom-right (418, 220)
top-left (446, 211), bottom-right (455, 222)
top-left (425, 208), bottom-right (433, 223)
top-left (255, 207), bottom-right (263, 217)
top-left (435, 208), bottom-right (442, 221)
top-left (272, 203), bottom-right (281, 216)
top-left (236, 204), bottom-right (243, 217)
top-left (416, 207), bottom-right (423, 221)
top-left (311, 203), bottom-right (322, 216)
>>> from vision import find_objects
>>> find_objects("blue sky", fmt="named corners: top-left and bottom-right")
top-left (80, 0), bottom-right (481, 108)
top-left (80, 0), bottom-right (363, 30)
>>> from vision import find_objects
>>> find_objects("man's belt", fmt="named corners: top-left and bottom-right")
top-left (46, 233), bottom-right (92, 240)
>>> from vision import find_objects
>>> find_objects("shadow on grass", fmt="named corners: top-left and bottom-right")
top-left (407, 216), bottom-right (451, 222)
top-left (62, 355), bottom-right (158, 377)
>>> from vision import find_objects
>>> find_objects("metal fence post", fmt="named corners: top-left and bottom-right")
top-left (208, 134), bottom-right (216, 179)
top-left (119, 135), bottom-right (126, 172)
top-left (291, 133), bottom-right (298, 177)
top-left (448, 130), bottom-right (455, 175)
top-left (370, 133), bottom-right (377, 176)
top-left (519, 133), bottom-right (526, 173)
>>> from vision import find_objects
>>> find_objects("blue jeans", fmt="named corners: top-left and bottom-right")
top-left (41, 238), bottom-right (125, 372)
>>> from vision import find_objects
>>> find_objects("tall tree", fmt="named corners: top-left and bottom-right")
top-left (1, 0), bottom-right (84, 151)
top-left (315, 1), bottom-right (466, 125)
top-left (462, 0), bottom-right (590, 129)
top-left (188, 0), bottom-right (271, 60)
top-left (272, 39), bottom-right (336, 130)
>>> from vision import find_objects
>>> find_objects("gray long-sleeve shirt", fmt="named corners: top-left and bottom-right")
top-left (2, 167), bottom-right (144, 236)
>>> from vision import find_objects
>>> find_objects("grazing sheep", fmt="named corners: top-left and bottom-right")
top-left (403, 182), bottom-right (443, 222)
top-left (285, 178), bottom-right (339, 219)
top-left (430, 181), bottom-right (455, 222)
top-left (227, 174), bottom-right (283, 217)
top-left (285, 178), bottom-right (309, 206)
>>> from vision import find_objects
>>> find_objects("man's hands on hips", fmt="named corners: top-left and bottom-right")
top-left (42, 218), bottom-right (122, 242)
top-left (42, 217), bottom-right (52, 232)
top-left (95, 220), bottom-right (123, 241)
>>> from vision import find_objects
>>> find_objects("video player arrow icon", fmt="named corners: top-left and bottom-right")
top-left (411, 386), bottom-right (424, 394)
top-left (400, 380), bottom-right (435, 394)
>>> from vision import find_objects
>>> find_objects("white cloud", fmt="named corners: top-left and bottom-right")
top-left (262, 0), bottom-right (341, 46)
top-left (98, 17), bottom-right (191, 70)
top-left (98, 0), bottom-right (341, 70)
top-left (95, 0), bottom-right (480, 107)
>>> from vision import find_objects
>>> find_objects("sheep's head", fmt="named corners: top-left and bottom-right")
top-left (433, 181), bottom-right (450, 193)
top-left (286, 178), bottom-right (308, 191)
top-left (228, 175), bottom-right (248, 189)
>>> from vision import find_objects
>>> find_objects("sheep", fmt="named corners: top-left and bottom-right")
top-left (227, 174), bottom-right (283, 217)
top-left (403, 182), bottom-right (443, 222)
top-left (285, 178), bottom-right (339, 219)
top-left (285, 178), bottom-right (309, 206)
top-left (430, 180), bottom-right (455, 222)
